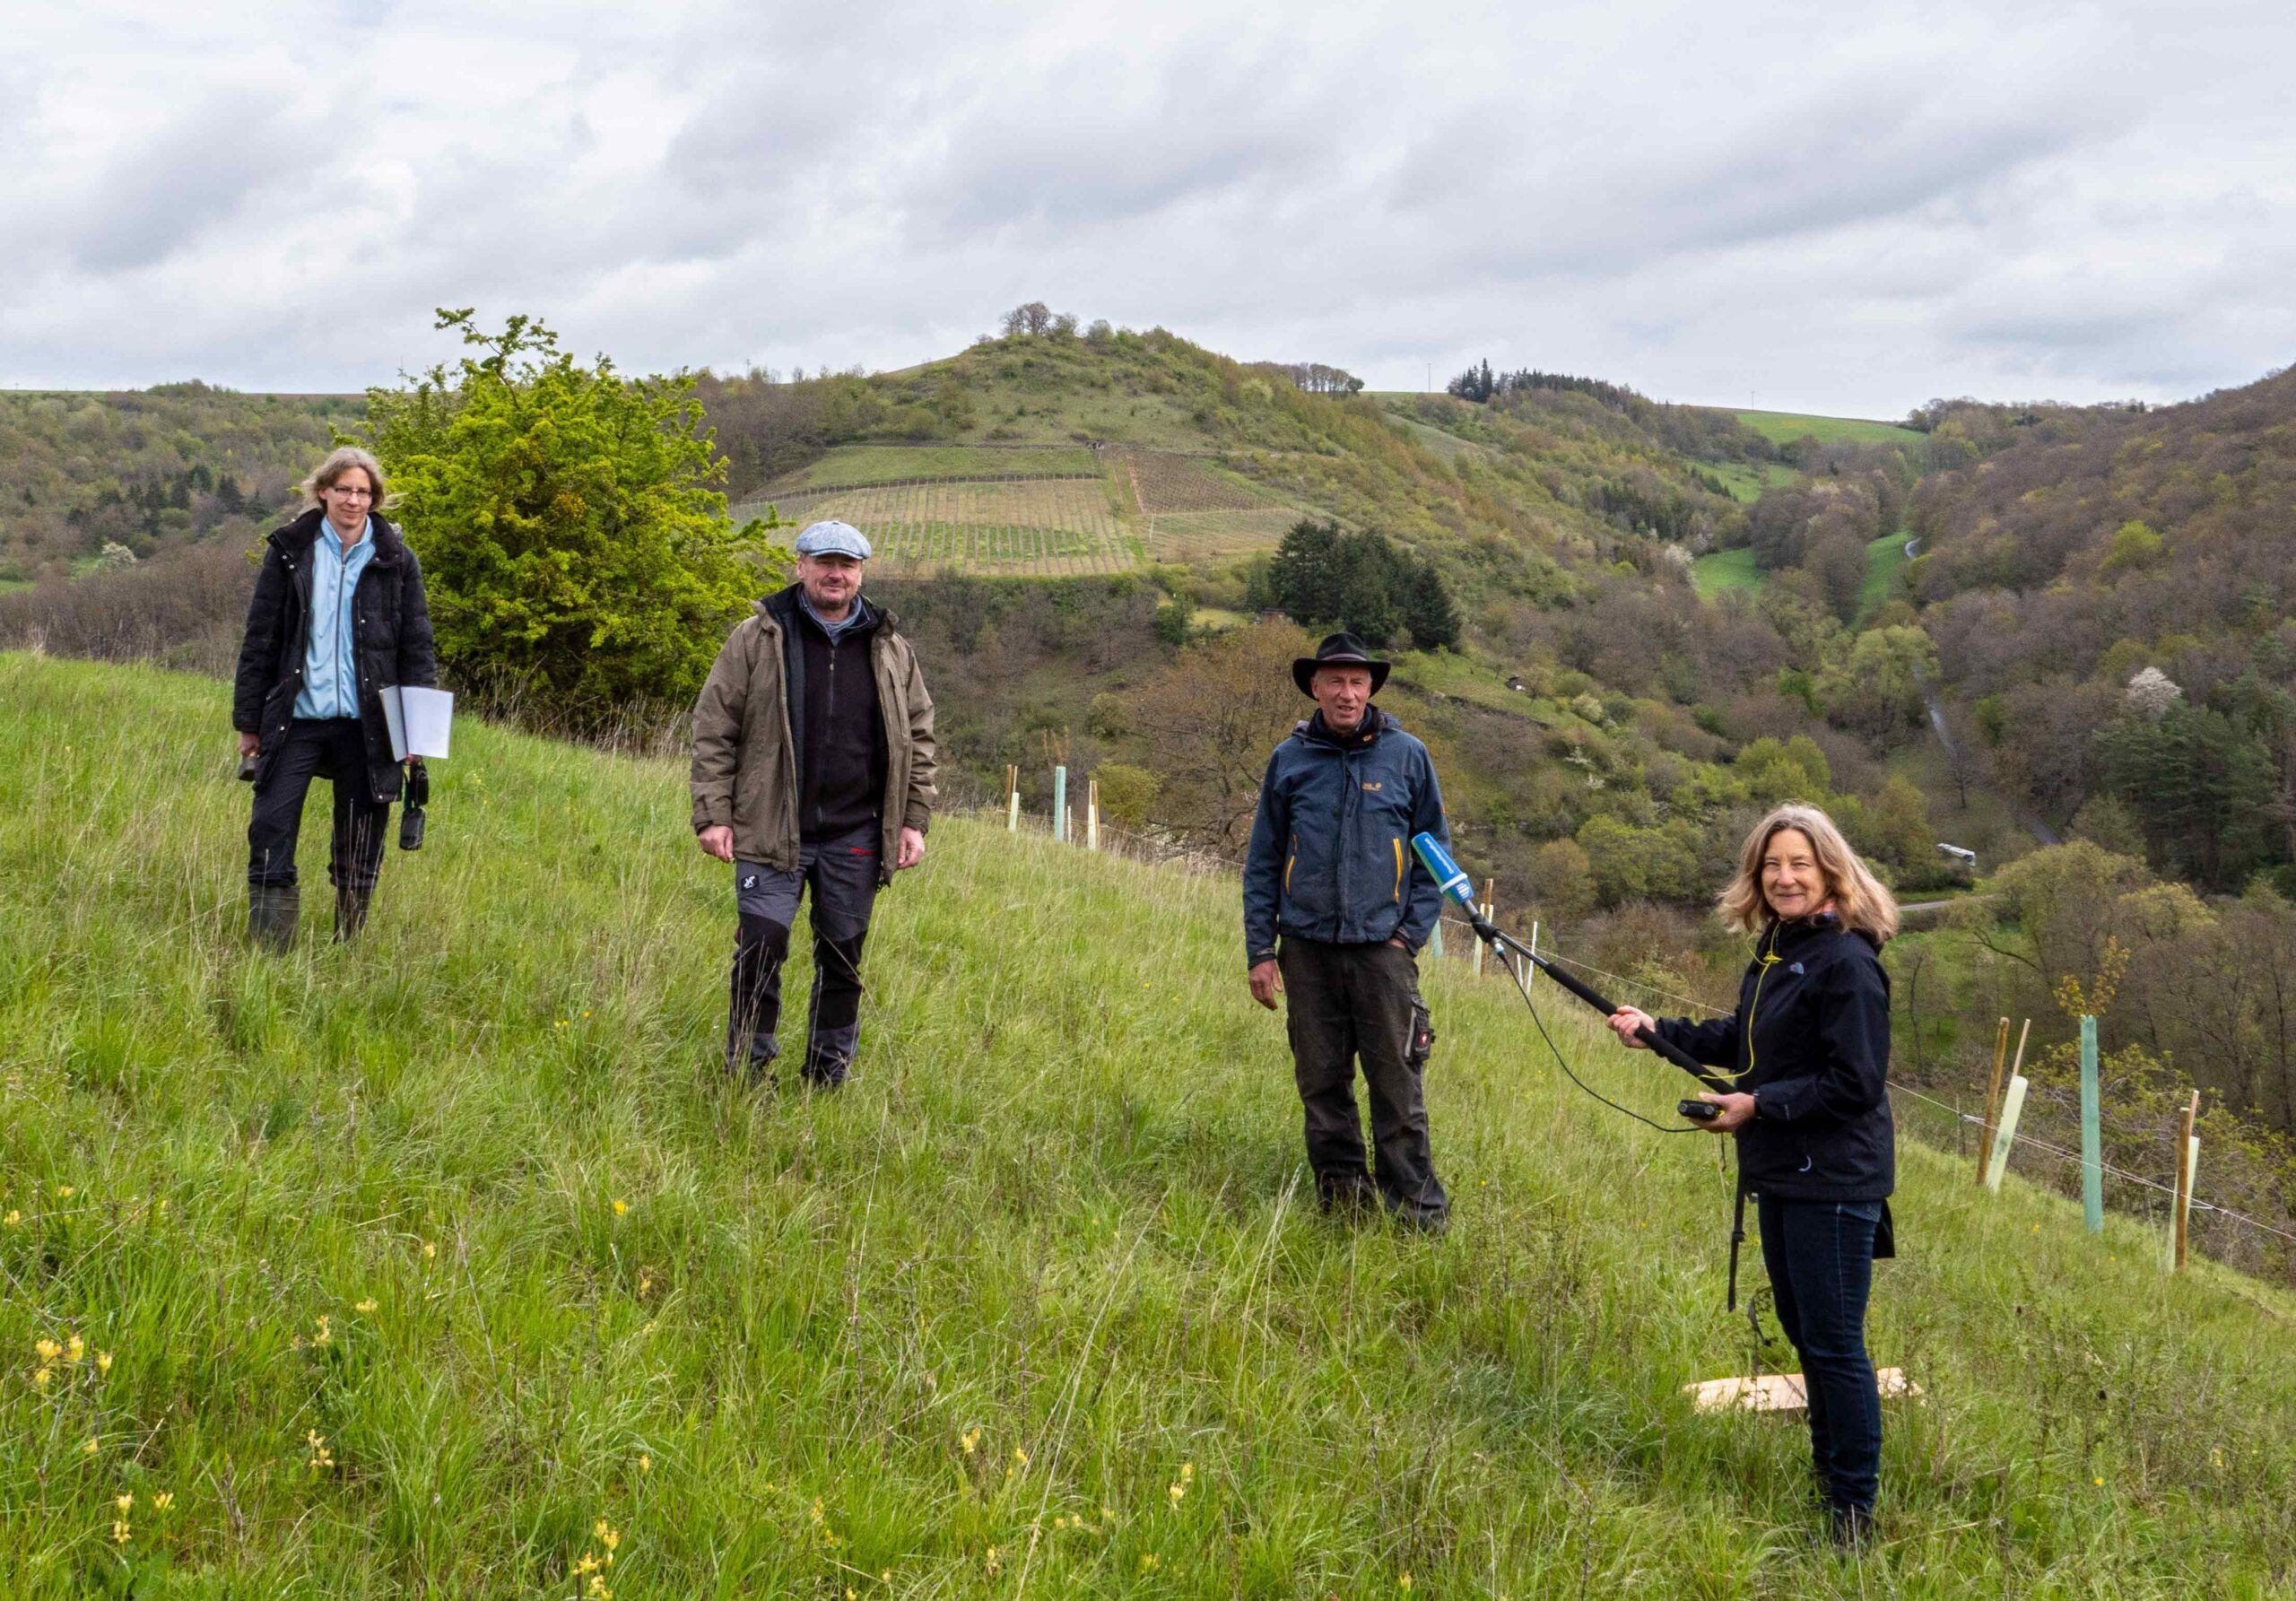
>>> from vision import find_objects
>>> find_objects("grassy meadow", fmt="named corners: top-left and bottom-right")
top-left (1727, 411), bottom-right (1926, 448)
top-left (4, 652), bottom-right (2293, 1597)
top-left (1692, 531), bottom-right (1915, 614)
top-left (1690, 546), bottom-right (1763, 600)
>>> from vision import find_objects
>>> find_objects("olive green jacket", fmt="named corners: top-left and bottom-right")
top-left (689, 595), bottom-right (938, 885)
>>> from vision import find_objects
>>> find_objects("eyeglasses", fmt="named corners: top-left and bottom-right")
top-left (325, 484), bottom-right (374, 500)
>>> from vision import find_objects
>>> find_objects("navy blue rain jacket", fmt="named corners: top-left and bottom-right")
top-left (1242, 709), bottom-right (1450, 963)
top-left (1653, 912), bottom-right (1895, 1202)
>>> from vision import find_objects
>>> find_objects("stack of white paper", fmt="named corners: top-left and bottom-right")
top-left (381, 685), bottom-right (455, 761)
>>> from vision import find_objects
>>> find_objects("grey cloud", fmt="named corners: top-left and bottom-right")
top-left (69, 94), bottom-right (310, 274)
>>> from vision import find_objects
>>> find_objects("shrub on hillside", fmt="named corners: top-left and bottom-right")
top-left (361, 310), bottom-right (782, 730)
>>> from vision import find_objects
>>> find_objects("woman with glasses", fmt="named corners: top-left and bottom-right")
top-left (231, 447), bottom-right (436, 947)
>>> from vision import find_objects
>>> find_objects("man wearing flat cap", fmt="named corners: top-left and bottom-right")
top-left (1243, 631), bottom-right (1452, 1228)
top-left (691, 520), bottom-right (938, 1086)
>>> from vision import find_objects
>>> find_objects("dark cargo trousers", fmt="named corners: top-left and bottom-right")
top-left (248, 718), bottom-right (391, 894)
top-left (1277, 935), bottom-right (1448, 1225)
top-left (726, 823), bottom-right (881, 1085)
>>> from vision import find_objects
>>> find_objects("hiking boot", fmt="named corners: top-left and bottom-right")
top-left (1316, 1172), bottom-right (1376, 1215)
top-left (248, 884), bottom-right (299, 953)
top-left (333, 887), bottom-right (372, 943)
top-left (1827, 1502), bottom-right (1876, 1551)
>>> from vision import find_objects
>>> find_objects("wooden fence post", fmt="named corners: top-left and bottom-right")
top-left (2080, 1015), bottom-right (2103, 1233)
top-left (2172, 1089), bottom-right (2200, 1271)
top-left (1974, 1020), bottom-right (2011, 1176)
top-left (1984, 1074), bottom-right (2028, 1192)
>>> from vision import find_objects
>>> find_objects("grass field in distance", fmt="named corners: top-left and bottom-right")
top-left (2, 651), bottom-right (2292, 1597)
top-left (1727, 409), bottom-right (1927, 448)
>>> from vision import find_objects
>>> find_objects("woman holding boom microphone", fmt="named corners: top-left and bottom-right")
top-left (1605, 803), bottom-right (1898, 1546)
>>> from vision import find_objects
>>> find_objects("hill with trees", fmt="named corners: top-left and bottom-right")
top-left (1906, 365), bottom-right (2296, 893)
top-left (0, 384), bottom-right (361, 586)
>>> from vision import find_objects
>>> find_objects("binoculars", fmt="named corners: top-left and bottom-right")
top-left (401, 760), bottom-right (429, 851)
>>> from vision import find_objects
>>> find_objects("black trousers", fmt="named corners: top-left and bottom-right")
top-left (726, 824), bottom-right (882, 1083)
top-left (1757, 1195), bottom-right (1884, 1513)
top-left (248, 718), bottom-right (391, 893)
top-left (1277, 935), bottom-right (1447, 1223)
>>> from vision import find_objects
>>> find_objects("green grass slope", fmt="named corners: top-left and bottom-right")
top-left (1727, 410), bottom-right (1926, 448)
top-left (3, 654), bottom-right (2291, 1597)
top-left (1692, 531), bottom-right (1914, 615)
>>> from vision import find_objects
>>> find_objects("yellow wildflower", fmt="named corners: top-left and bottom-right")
top-left (354, 1300), bottom-right (377, 1315)
top-left (422, 1240), bottom-right (437, 1259)
top-left (34, 1337), bottom-right (61, 1363)
top-left (1013, 1446), bottom-right (1029, 1466)
top-left (961, 1427), bottom-right (980, 1455)
top-left (82, 1436), bottom-right (100, 1457)
top-left (313, 1315), bottom-right (332, 1346)
top-left (576, 1553), bottom-right (600, 1575)
top-left (56, 1185), bottom-right (74, 1199)
top-left (3, 1211), bottom-right (18, 1225)
top-left (116, 1493), bottom-right (134, 1513)
top-left (1139, 1553), bottom-right (1160, 1572)
top-left (986, 1546), bottom-right (1001, 1577)
top-left (33, 1366), bottom-right (53, 1389)
top-left (96, 1351), bottom-right (112, 1373)
top-left (111, 1518), bottom-right (131, 1545)
top-left (613, 1199), bottom-right (628, 1216)
top-left (66, 1334), bottom-right (84, 1363)
top-left (638, 1453), bottom-right (652, 1474)
top-left (151, 1492), bottom-right (173, 1512)
top-left (1400, 1572), bottom-right (1413, 1591)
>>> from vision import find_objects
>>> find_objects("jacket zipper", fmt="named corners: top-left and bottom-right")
top-left (1744, 926), bottom-right (1784, 1077)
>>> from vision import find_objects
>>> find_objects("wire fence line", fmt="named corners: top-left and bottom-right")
top-left (964, 802), bottom-right (2295, 1268)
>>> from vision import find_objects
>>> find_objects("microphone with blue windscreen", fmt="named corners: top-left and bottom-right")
top-left (1411, 831), bottom-right (1721, 1084)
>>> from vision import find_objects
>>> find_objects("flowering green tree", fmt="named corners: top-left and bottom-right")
top-left (362, 309), bottom-right (785, 727)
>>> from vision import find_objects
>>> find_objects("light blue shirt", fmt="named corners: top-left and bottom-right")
top-left (295, 517), bottom-right (376, 718)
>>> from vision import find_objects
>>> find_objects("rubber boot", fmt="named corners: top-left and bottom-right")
top-left (248, 884), bottom-right (300, 953)
top-left (334, 887), bottom-right (372, 944)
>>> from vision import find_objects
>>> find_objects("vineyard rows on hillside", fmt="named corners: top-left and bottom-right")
top-left (761, 478), bottom-right (1139, 575)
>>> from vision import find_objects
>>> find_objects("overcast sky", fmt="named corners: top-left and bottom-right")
top-left (4, 1), bottom-right (2291, 416)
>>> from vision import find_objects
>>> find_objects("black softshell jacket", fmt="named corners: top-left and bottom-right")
top-left (231, 508), bottom-right (438, 805)
top-left (1654, 913), bottom-right (1895, 1202)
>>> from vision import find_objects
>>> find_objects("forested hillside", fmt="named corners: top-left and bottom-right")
top-left (1908, 366), bottom-right (2296, 892)
top-left (0, 385), bottom-right (359, 584)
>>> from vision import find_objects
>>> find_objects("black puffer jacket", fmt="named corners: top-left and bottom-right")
top-left (231, 508), bottom-right (437, 805)
top-left (1654, 912), bottom-right (1894, 1201)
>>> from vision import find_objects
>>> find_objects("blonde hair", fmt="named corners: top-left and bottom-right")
top-left (1718, 803), bottom-right (1900, 944)
top-left (301, 446), bottom-right (387, 509)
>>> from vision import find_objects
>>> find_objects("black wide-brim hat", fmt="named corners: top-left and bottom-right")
top-left (1292, 631), bottom-right (1391, 696)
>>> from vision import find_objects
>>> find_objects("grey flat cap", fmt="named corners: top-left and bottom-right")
top-left (794, 519), bottom-right (873, 560)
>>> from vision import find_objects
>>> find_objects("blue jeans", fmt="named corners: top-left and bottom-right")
top-left (1756, 1196), bottom-right (1882, 1512)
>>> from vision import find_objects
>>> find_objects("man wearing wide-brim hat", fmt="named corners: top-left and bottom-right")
top-left (1242, 631), bottom-right (1453, 1228)
top-left (691, 520), bottom-right (938, 1086)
